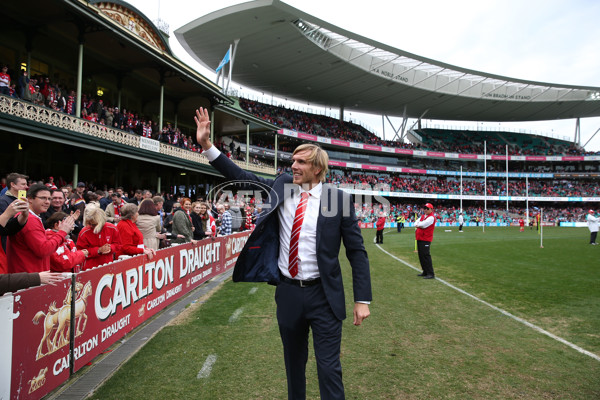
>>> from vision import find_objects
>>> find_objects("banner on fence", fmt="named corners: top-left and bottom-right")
top-left (6, 232), bottom-right (250, 399)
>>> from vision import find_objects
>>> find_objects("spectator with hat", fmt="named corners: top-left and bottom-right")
top-left (415, 203), bottom-right (436, 279)
top-left (375, 211), bottom-right (386, 244)
top-left (586, 209), bottom-right (599, 245)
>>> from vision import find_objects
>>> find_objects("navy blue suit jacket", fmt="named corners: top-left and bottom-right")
top-left (210, 153), bottom-right (371, 320)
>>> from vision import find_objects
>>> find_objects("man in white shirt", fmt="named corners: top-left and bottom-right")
top-left (195, 107), bottom-right (371, 400)
top-left (587, 209), bottom-right (599, 245)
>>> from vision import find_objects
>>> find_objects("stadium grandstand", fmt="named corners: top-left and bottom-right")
top-left (0, 0), bottom-right (599, 397)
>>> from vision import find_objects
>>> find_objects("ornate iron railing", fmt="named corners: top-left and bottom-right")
top-left (0, 95), bottom-right (276, 175)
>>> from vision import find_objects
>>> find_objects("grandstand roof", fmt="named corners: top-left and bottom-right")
top-left (175, 0), bottom-right (600, 123)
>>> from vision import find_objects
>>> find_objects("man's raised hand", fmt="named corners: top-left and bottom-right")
top-left (194, 107), bottom-right (212, 151)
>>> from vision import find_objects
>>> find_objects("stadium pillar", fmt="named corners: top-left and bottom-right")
top-left (574, 118), bottom-right (581, 146)
top-left (339, 106), bottom-right (344, 122)
top-left (73, 164), bottom-right (79, 189)
top-left (246, 122), bottom-right (250, 168)
top-left (75, 40), bottom-right (84, 118)
top-left (158, 72), bottom-right (165, 131)
top-left (157, 176), bottom-right (161, 194)
top-left (210, 110), bottom-right (215, 144)
top-left (274, 132), bottom-right (278, 171)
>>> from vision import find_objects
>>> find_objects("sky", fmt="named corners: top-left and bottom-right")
top-left (126, 0), bottom-right (600, 151)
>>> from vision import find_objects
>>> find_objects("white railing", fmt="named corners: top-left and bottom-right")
top-left (0, 96), bottom-right (276, 176)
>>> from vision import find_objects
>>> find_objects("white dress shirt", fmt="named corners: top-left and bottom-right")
top-left (204, 145), bottom-right (321, 280)
top-left (278, 184), bottom-right (321, 280)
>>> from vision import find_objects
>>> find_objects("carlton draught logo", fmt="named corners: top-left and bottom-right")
top-left (32, 281), bottom-right (93, 360)
top-left (27, 367), bottom-right (48, 394)
top-left (225, 235), bottom-right (249, 258)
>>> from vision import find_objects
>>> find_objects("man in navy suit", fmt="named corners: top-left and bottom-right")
top-left (195, 108), bottom-right (371, 399)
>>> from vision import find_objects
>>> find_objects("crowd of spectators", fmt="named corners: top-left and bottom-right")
top-left (326, 172), bottom-right (600, 197)
top-left (0, 65), bottom-right (201, 152)
top-left (355, 201), bottom-right (591, 225)
top-left (239, 98), bottom-right (598, 156)
top-left (0, 172), bottom-right (265, 288)
top-left (0, 169), bottom-right (595, 295)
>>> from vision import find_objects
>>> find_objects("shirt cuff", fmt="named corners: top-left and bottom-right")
top-left (203, 145), bottom-right (221, 162)
top-left (356, 301), bottom-right (371, 305)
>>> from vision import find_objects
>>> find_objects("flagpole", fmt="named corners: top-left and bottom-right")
top-left (460, 166), bottom-right (463, 213)
top-left (540, 208), bottom-right (544, 248)
top-left (483, 140), bottom-right (486, 233)
top-left (414, 212), bottom-right (418, 253)
top-left (506, 144), bottom-right (509, 214)
top-left (526, 176), bottom-right (529, 227)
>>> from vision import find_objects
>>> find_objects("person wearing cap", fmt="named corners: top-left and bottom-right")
top-left (586, 209), bottom-right (598, 245)
top-left (32, 85), bottom-right (44, 106)
top-left (415, 203), bottom-right (436, 279)
top-left (375, 211), bottom-right (386, 244)
top-left (458, 212), bottom-right (464, 232)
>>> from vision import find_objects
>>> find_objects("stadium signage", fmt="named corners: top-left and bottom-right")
top-left (139, 136), bottom-right (160, 152)
top-left (4, 233), bottom-right (250, 399)
top-left (277, 129), bottom-right (599, 163)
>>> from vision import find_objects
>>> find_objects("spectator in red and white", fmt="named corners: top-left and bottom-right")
top-left (117, 203), bottom-right (156, 259)
top-left (105, 192), bottom-right (125, 224)
top-left (6, 184), bottom-right (75, 273)
top-left (191, 201), bottom-right (216, 240)
top-left (44, 212), bottom-right (88, 273)
top-left (245, 203), bottom-right (256, 231)
top-left (0, 65), bottom-right (10, 96)
top-left (66, 90), bottom-right (76, 115)
top-left (375, 212), bottom-right (386, 244)
top-left (77, 205), bottom-right (122, 270)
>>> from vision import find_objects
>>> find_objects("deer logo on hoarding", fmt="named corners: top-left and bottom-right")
top-left (32, 281), bottom-right (93, 360)
top-left (27, 367), bottom-right (48, 394)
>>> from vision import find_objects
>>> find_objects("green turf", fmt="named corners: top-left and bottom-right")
top-left (90, 226), bottom-right (600, 399)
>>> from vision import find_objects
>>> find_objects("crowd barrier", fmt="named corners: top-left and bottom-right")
top-left (358, 222), bottom-right (557, 229)
top-left (0, 232), bottom-right (250, 399)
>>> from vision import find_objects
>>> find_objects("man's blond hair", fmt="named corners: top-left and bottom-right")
top-left (293, 144), bottom-right (329, 182)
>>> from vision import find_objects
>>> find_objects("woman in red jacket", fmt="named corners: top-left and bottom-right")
top-left (117, 203), bottom-right (156, 259)
top-left (77, 206), bottom-right (122, 270)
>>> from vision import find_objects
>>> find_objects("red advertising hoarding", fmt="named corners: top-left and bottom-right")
top-left (71, 239), bottom-right (225, 372)
top-left (8, 232), bottom-right (251, 398)
top-left (10, 276), bottom-right (73, 400)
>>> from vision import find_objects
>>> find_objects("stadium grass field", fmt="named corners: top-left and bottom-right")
top-left (90, 226), bottom-right (599, 399)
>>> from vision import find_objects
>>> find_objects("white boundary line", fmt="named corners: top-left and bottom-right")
top-left (197, 354), bottom-right (218, 379)
top-left (229, 307), bottom-right (244, 323)
top-left (375, 244), bottom-right (600, 362)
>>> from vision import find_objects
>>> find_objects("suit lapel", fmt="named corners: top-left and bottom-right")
top-left (316, 185), bottom-right (330, 249)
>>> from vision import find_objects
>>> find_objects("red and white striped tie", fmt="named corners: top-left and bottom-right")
top-left (288, 192), bottom-right (309, 277)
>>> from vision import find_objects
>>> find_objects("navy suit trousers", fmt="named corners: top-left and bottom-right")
top-left (275, 280), bottom-right (344, 400)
